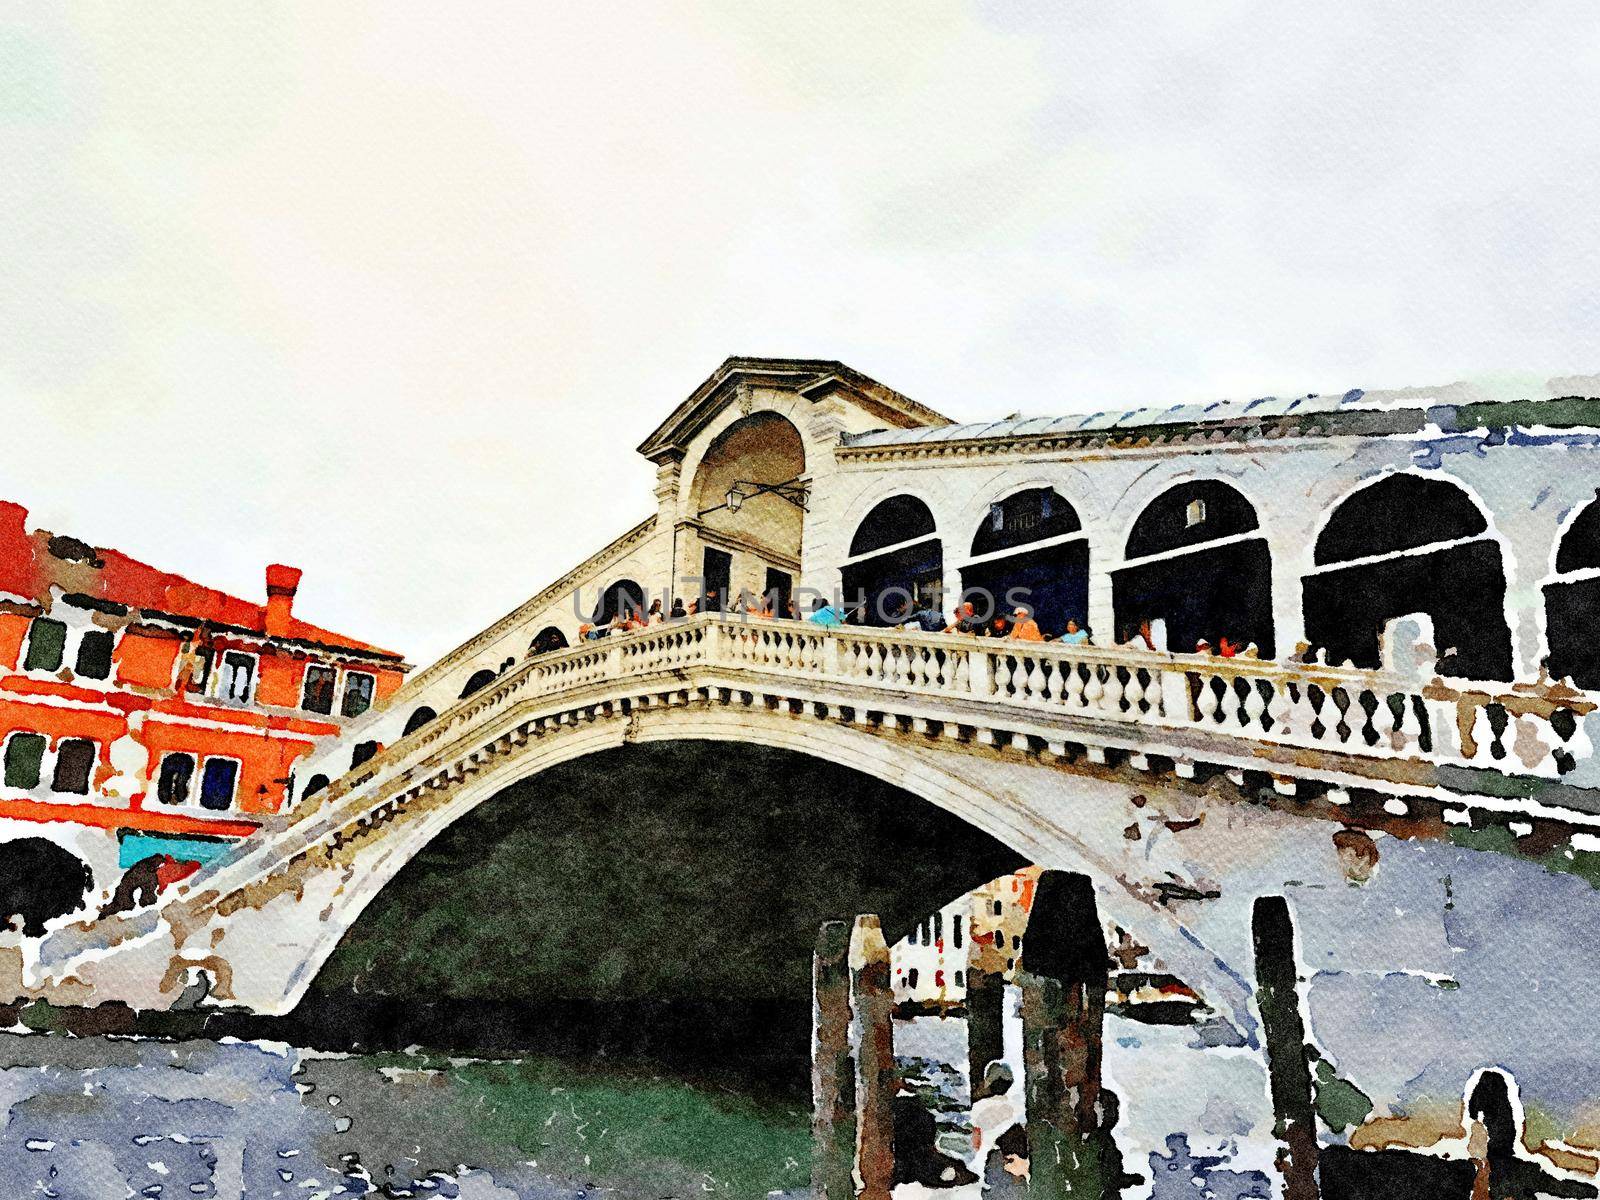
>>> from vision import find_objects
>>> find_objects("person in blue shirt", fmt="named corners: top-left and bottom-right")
top-left (1059, 618), bottom-right (1091, 645)
top-left (809, 600), bottom-right (846, 627)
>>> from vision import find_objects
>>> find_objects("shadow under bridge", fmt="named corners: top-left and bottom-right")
top-left (294, 739), bottom-right (1026, 1091)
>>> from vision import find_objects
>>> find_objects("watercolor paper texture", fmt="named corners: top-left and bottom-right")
top-left (5, 6), bottom-right (1600, 1198)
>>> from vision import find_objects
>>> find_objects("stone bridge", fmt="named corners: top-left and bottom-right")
top-left (23, 357), bottom-right (1600, 1136)
top-left (26, 610), bottom-right (1597, 1019)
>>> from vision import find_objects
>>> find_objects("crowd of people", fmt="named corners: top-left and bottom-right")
top-left (570, 585), bottom-right (1268, 662)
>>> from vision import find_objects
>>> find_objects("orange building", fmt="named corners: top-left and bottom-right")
top-left (0, 501), bottom-right (408, 933)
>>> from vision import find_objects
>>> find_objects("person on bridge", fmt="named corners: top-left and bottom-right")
top-left (896, 598), bottom-right (945, 633)
top-left (987, 612), bottom-right (1014, 638)
top-left (668, 598), bottom-right (687, 620)
top-left (1007, 607), bottom-right (1045, 642)
top-left (1059, 618), bottom-right (1090, 645)
top-left (809, 598), bottom-right (847, 627)
top-left (944, 601), bottom-right (985, 635)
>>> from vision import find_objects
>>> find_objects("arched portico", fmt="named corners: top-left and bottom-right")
top-left (1544, 494), bottom-right (1600, 690)
top-left (1304, 471), bottom-right (1514, 679)
top-left (958, 485), bottom-right (1088, 636)
top-left (840, 494), bottom-right (944, 624)
top-left (1112, 480), bottom-right (1275, 655)
top-left (684, 411), bottom-right (807, 612)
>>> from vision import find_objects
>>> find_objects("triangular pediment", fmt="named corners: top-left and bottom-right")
top-left (635, 356), bottom-right (951, 461)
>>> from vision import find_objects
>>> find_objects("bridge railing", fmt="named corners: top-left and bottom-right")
top-left (172, 614), bottom-right (1594, 906)
top-left (705, 619), bottom-right (1593, 778)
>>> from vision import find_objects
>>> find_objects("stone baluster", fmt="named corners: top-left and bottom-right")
top-left (1066, 661), bottom-right (1089, 711)
top-left (993, 652), bottom-right (1014, 699)
top-left (1098, 664), bottom-right (1124, 717)
top-left (1122, 666), bottom-right (1146, 717)
top-left (1241, 675), bottom-right (1268, 733)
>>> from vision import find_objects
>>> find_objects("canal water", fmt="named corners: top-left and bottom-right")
top-left (0, 1009), bottom-right (1273, 1199)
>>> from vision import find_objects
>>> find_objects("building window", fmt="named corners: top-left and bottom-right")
top-left (155, 753), bottom-right (197, 806)
top-left (341, 671), bottom-right (376, 718)
top-left (953, 918), bottom-right (963, 949)
top-left (74, 630), bottom-right (114, 680)
top-left (23, 618), bottom-right (67, 673)
top-left (933, 911), bottom-right (942, 943)
top-left (51, 739), bottom-right (96, 795)
top-left (350, 740), bottom-right (379, 769)
top-left (3, 733), bottom-right (46, 789)
top-left (301, 665), bottom-right (336, 715)
top-left (198, 758), bottom-right (239, 811)
top-left (186, 644), bottom-right (212, 693)
top-left (993, 899), bottom-right (1003, 916)
top-left (218, 652), bottom-right (255, 703)
top-left (955, 970), bottom-right (964, 988)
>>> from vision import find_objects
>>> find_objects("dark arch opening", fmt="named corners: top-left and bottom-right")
top-left (459, 669), bottom-right (497, 699)
top-left (350, 741), bottom-right (380, 770)
top-left (1314, 473), bottom-right (1488, 566)
top-left (303, 740), bottom-right (1024, 1091)
top-left (531, 627), bottom-right (568, 656)
top-left (842, 496), bottom-right (943, 625)
top-left (1545, 495), bottom-right (1600, 689)
top-left (303, 774), bottom-right (330, 798)
top-left (0, 838), bottom-right (92, 935)
top-left (962, 488), bottom-right (1087, 638)
top-left (1304, 474), bottom-right (1512, 679)
top-left (401, 706), bottom-right (437, 737)
top-left (594, 579), bottom-right (645, 625)
top-left (1113, 481), bottom-right (1275, 655)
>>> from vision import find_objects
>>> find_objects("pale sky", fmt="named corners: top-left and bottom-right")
top-left (4, 3), bottom-right (1598, 665)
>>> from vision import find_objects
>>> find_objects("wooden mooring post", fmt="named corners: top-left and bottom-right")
top-left (1251, 895), bottom-right (1321, 1200)
top-left (1018, 870), bottom-right (1118, 1199)
top-left (812, 919), bottom-right (855, 1200)
top-left (850, 915), bottom-right (895, 1200)
top-left (966, 900), bottom-right (1007, 1111)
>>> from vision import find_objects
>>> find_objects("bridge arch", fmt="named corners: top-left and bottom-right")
top-left (225, 701), bottom-right (1258, 1046)
top-left (458, 668), bottom-right (498, 699)
top-left (530, 626), bottom-right (569, 656)
top-left (1543, 493), bottom-right (1600, 690)
top-left (593, 578), bottom-right (646, 624)
top-left (1111, 479), bottom-right (1275, 655)
top-left (1303, 469), bottom-right (1514, 679)
top-left (401, 706), bottom-right (436, 736)
top-left (958, 485), bottom-right (1089, 637)
top-left (841, 493), bottom-right (943, 624)
top-left (686, 411), bottom-right (807, 610)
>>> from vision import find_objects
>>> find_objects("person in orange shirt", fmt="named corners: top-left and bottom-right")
top-left (1007, 606), bottom-right (1045, 642)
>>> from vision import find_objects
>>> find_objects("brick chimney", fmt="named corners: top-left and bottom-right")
top-left (0, 503), bottom-right (33, 596)
top-left (264, 564), bottom-right (302, 637)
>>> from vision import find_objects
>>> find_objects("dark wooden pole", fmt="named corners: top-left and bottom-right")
top-left (1018, 870), bottom-right (1115, 1198)
top-left (850, 914), bottom-right (895, 1200)
top-left (1251, 895), bottom-right (1320, 1200)
top-left (812, 919), bottom-right (855, 1200)
top-left (967, 905), bottom-right (1007, 1109)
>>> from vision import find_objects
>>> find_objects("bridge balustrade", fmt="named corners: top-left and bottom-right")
top-left (172, 615), bottom-right (1593, 907)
